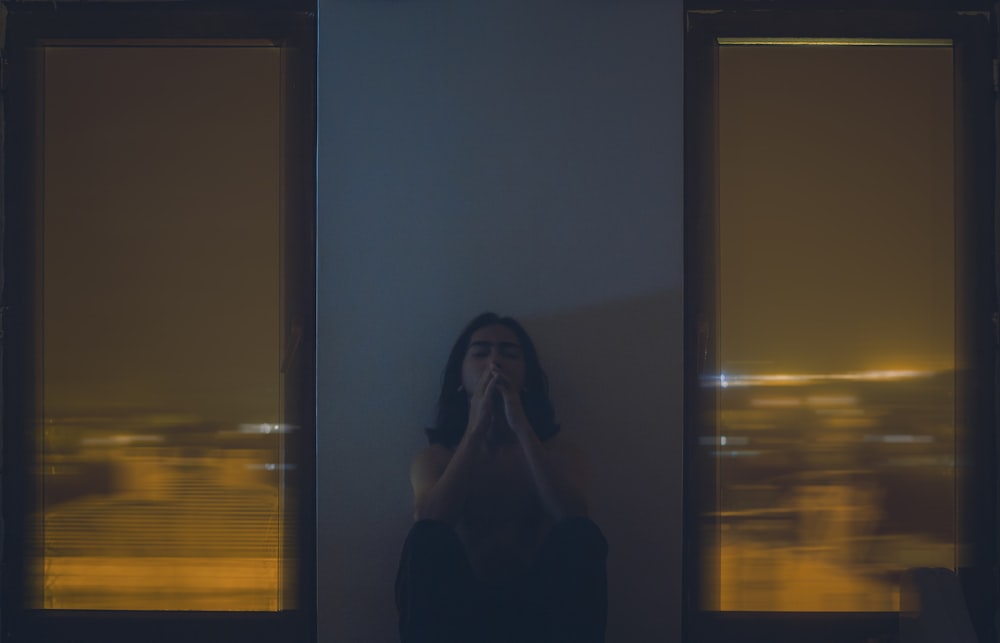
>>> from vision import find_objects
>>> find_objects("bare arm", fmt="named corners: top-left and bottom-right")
top-left (493, 373), bottom-right (588, 520)
top-left (410, 365), bottom-right (502, 523)
top-left (410, 431), bottom-right (485, 523)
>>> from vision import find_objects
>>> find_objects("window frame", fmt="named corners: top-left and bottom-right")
top-left (683, 5), bottom-right (997, 643)
top-left (0, 3), bottom-right (318, 642)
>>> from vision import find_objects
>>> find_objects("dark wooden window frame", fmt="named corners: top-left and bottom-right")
top-left (1, 3), bottom-right (318, 642)
top-left (683, 5), bottom-right (997, 643)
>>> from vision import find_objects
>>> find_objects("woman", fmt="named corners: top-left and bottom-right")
top-left (395, 312), bottom-right (608, 643)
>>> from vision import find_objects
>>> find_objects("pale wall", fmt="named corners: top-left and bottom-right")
top-left (317, 3), bottom-right (684, 641)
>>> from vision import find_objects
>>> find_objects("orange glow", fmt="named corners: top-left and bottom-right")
top-left (711, 42), bottom-right (955, 612)
top-left (38, 418), bottom-right (290, 610)
top-left (715, 369), bottom-right (937, 388)
top-left (35, 45), bottom-right (295, 611)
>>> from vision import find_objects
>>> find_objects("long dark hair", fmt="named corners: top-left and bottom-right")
top-left (426, 312), bottom-right (560, 448)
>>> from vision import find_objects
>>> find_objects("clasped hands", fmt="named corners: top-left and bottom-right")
top-left (467, 363), bottom-right (530, 439)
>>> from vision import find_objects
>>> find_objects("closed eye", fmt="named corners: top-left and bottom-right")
top-left (468, 340), bottom-right (522, 359)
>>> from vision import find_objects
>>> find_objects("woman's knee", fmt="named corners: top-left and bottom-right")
top-left (404, 519), bottom-right (460, 549)
top-left (399, 519), bottom-right (469, 570)
top-left (541, 516), bottom-right (608, 563)
top-left (396, 520), bottom-right (471, 611)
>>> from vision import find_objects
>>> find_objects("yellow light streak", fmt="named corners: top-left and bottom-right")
top-left (718, 37), bottom-right (952, 47)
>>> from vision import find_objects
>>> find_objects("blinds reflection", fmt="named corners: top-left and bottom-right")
top-left (40, 418), bottom-right (286, 610)
top-left (37, 45), bottom-right (291, 610)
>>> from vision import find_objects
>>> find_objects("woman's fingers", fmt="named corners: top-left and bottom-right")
top-left (468, 370), bottom-right (499, 429)
top-left (484, 371), bottom-right (501, 398)
top-left (493, 370), bottom-right (512, 393)
top-left (476, 368), bottom-right (491, 395)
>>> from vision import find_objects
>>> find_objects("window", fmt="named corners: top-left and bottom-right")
top-left (2, 4), bottom-right (316, 642)
top-left (684, 6), bottom-right (995, 642)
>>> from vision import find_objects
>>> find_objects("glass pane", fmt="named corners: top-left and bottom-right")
top-left (710, 44), bottom-right (955, 612)
top-left (35, 45), bottom-right (294, 610)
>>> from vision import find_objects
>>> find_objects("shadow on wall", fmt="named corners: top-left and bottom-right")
top-left (522, 290), bottom-right (683, 643)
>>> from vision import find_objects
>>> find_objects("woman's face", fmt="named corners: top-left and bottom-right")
top-left (460, 324), bottom-right (527, 398)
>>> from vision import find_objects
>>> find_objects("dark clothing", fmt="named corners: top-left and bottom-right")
top-left (396, 517), bottom-right (608, 643)
top-left (395, 517), bottom-right (608, 643)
